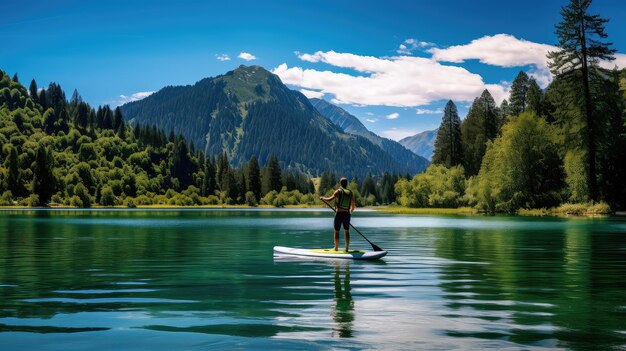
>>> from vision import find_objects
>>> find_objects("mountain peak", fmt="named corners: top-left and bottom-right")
top-left (216, 65), bottom-right (279, 104)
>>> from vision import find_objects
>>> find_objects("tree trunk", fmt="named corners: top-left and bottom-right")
top-left (580, 12), bottom-right (597, 202)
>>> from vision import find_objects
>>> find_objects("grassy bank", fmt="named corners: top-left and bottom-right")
top-left (376, 206), bottom-right (477, 215)
top-left (0, 202), bottom-right (616, 217)
top-left (518, 202), bottom-right (613, 216)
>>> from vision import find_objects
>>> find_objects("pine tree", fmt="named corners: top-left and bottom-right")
top-left (170, 138), bottom-right (193, 190)
top-left (102, 106), bottom-right (113, 129)
top-left (262, 154), bottom-right (282, 194)
top-left (547, 0), bottom-right (616, 201)
top-left (38, 89), bottom-right (47, 110)
top-left (245, 156), bottom-right (262, 201)
top-left (509, 71), bottom-right (530, 116)
top-left (29, 79), bottom-right (39, 104)
top-left (461, 90), bottom-right (499, 176)
top-left (432, 100), bottom-right (463, 167)
top-left (12, 73), bottom-right (18, 83)
top-left (319, 172), bottom-right (337, 195)
top-left (361, 174), bottom-right (378, 200)
top-left (217, 151), bottom-right (230, 192)
top-left (500, 99), bottom-right (510, 117)
top-left (70, 89), bottom-right (83, 106)
top-left (202, 156), bottom-right (217, 196)
top-left (526, 77), bottom-right (544, 116)
top-left (113, 107), bottom-right (124, 132)
top-left (73, 102), bottom-right (90, 130)
top-left (6, 146), bottom-right (22, 196)
top-left (32, 145), bottom-right (55, 206)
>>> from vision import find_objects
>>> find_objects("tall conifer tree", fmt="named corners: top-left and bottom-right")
top-left (245, 156), bottom-right (262, 201)
top-left (547, 0), bottom-right (615, 201)
top-left (432, 100), bottom-right (463, 167)
top-left (509, 71), bottom-right (530, 116)
top-left (461, 90), bottom-right (499, 176)
top-left (32, 145), bottom-right (55, 205)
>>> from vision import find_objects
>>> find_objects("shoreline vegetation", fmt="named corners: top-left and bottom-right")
top-left (0, 202), bottom-right (616, 217)
top-left (1, 2), bottom-right (625, 215)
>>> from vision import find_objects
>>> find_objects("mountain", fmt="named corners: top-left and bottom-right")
top-left (120, 65), bottom-right (425, 177)
top-left (309, 98), bottom-right (429, 173)
top-left (399, 129), bottom-right (438, 161)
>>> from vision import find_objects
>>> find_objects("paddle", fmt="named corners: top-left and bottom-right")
top-left (321, 199), bottom-right (384, 252)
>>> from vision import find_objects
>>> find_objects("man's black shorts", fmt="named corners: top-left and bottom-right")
top-left (334, 211), bottom-right (351, 231)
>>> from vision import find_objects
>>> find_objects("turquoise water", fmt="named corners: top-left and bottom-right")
top-left (0, 209), bottom-right (625, 350)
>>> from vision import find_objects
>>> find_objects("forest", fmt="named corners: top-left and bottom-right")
top-left (0, 68), bottom-right (401, 207)
top-left (1, 0), bottom-right (624, 213)
top-left (396, 0), bottom-right (626, 213)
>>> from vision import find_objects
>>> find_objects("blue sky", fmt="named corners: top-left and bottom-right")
top-left (2, 0), bottom-right (626, 140)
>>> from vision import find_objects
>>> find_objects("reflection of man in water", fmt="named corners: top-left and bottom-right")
top-left (331, 262), bottom-right (354, 338)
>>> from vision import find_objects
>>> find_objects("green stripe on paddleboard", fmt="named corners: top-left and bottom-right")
top-left (309, 249), bottom-right (366, 254)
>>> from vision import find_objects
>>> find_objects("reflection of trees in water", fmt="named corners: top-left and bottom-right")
top-left (433, 223), bottom-right (626, 351)
top-left (331, 262), bottom-right (354, 338)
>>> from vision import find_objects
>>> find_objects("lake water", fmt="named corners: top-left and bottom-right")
top-left (0, 209), bottom-right (625, 351)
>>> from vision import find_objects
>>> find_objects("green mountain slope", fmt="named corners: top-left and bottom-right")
top-left (399, 129), bottom-right (438, 161)
top-left (121, 65), bottom-right (422, 176)
top-left (310, 98), bottom-right (429, 173)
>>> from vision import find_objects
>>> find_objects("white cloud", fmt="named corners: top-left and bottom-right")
top-left (380, 128), bottom-right (418, 141)
top-left (599, 53), bottom-right (626, 70)
top-left (398, 38), bottom-right (434, 54)
top-left (299, 89), bottom-right (324, 99)
top-left (428, 33), bottom-right (624, 87)
top-left (276, 35), bottom-right (625, 109)
top-left (429, 34), bottom-right (556, 68)
top-left (216, 54), bottom-right (231, 61)
top-left (416, 108), bottom-right (443, 115)
top-left (273, 50), bottom-right (509, 107)
top-left (386, 112), bottom-right (400, 120)
top-left (366, 118), bottom-right (377, 123)
top-left (118, 91), bottom-right (154, 106)
top-left (238, 52), bottom-right (257, 61)
top-left (397, 44), bottom-right (411, 55)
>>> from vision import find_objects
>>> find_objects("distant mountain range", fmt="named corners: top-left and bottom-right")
top-left (309, 98), bottom-right (429, 173)
top-left (399, 129), bottom-right (438, 161)
top-left (120, 65), bottom-right (428, 177)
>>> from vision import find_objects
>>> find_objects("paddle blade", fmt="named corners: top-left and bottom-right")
top-left (371, 243), bottom-right (384, 252)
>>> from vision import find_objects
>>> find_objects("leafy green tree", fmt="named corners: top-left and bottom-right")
top-left (432, 100), bottom-right (463, 167)
top-left (547, 0), bottom-right (616, 201)
top-left (474, 112), bottom-right (563, 213)
top-left (509, 71), bottom-right (530, 116)
top-left (99, 186), bottom-right (116, 206)
top-left (73, 183), bottom-right (91, 208)
top-left (31, 145), bottom-right (55, 206)
top-left (461, 90), bottom-right (499, 176)
top-left (394, 164), bottom-right (466, 208)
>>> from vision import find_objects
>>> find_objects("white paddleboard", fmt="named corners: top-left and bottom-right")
top-left (273, 246), bottom-right (387, 260)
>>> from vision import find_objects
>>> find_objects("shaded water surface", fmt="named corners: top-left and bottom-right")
top-left (0, 209), bottom-right (625, 350)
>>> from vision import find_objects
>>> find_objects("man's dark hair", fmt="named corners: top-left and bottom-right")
top-left (340, 177), bottom-right (348, 188)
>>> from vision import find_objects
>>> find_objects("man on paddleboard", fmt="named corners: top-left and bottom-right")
top-left (320, 177), bottom-right (355, 252)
